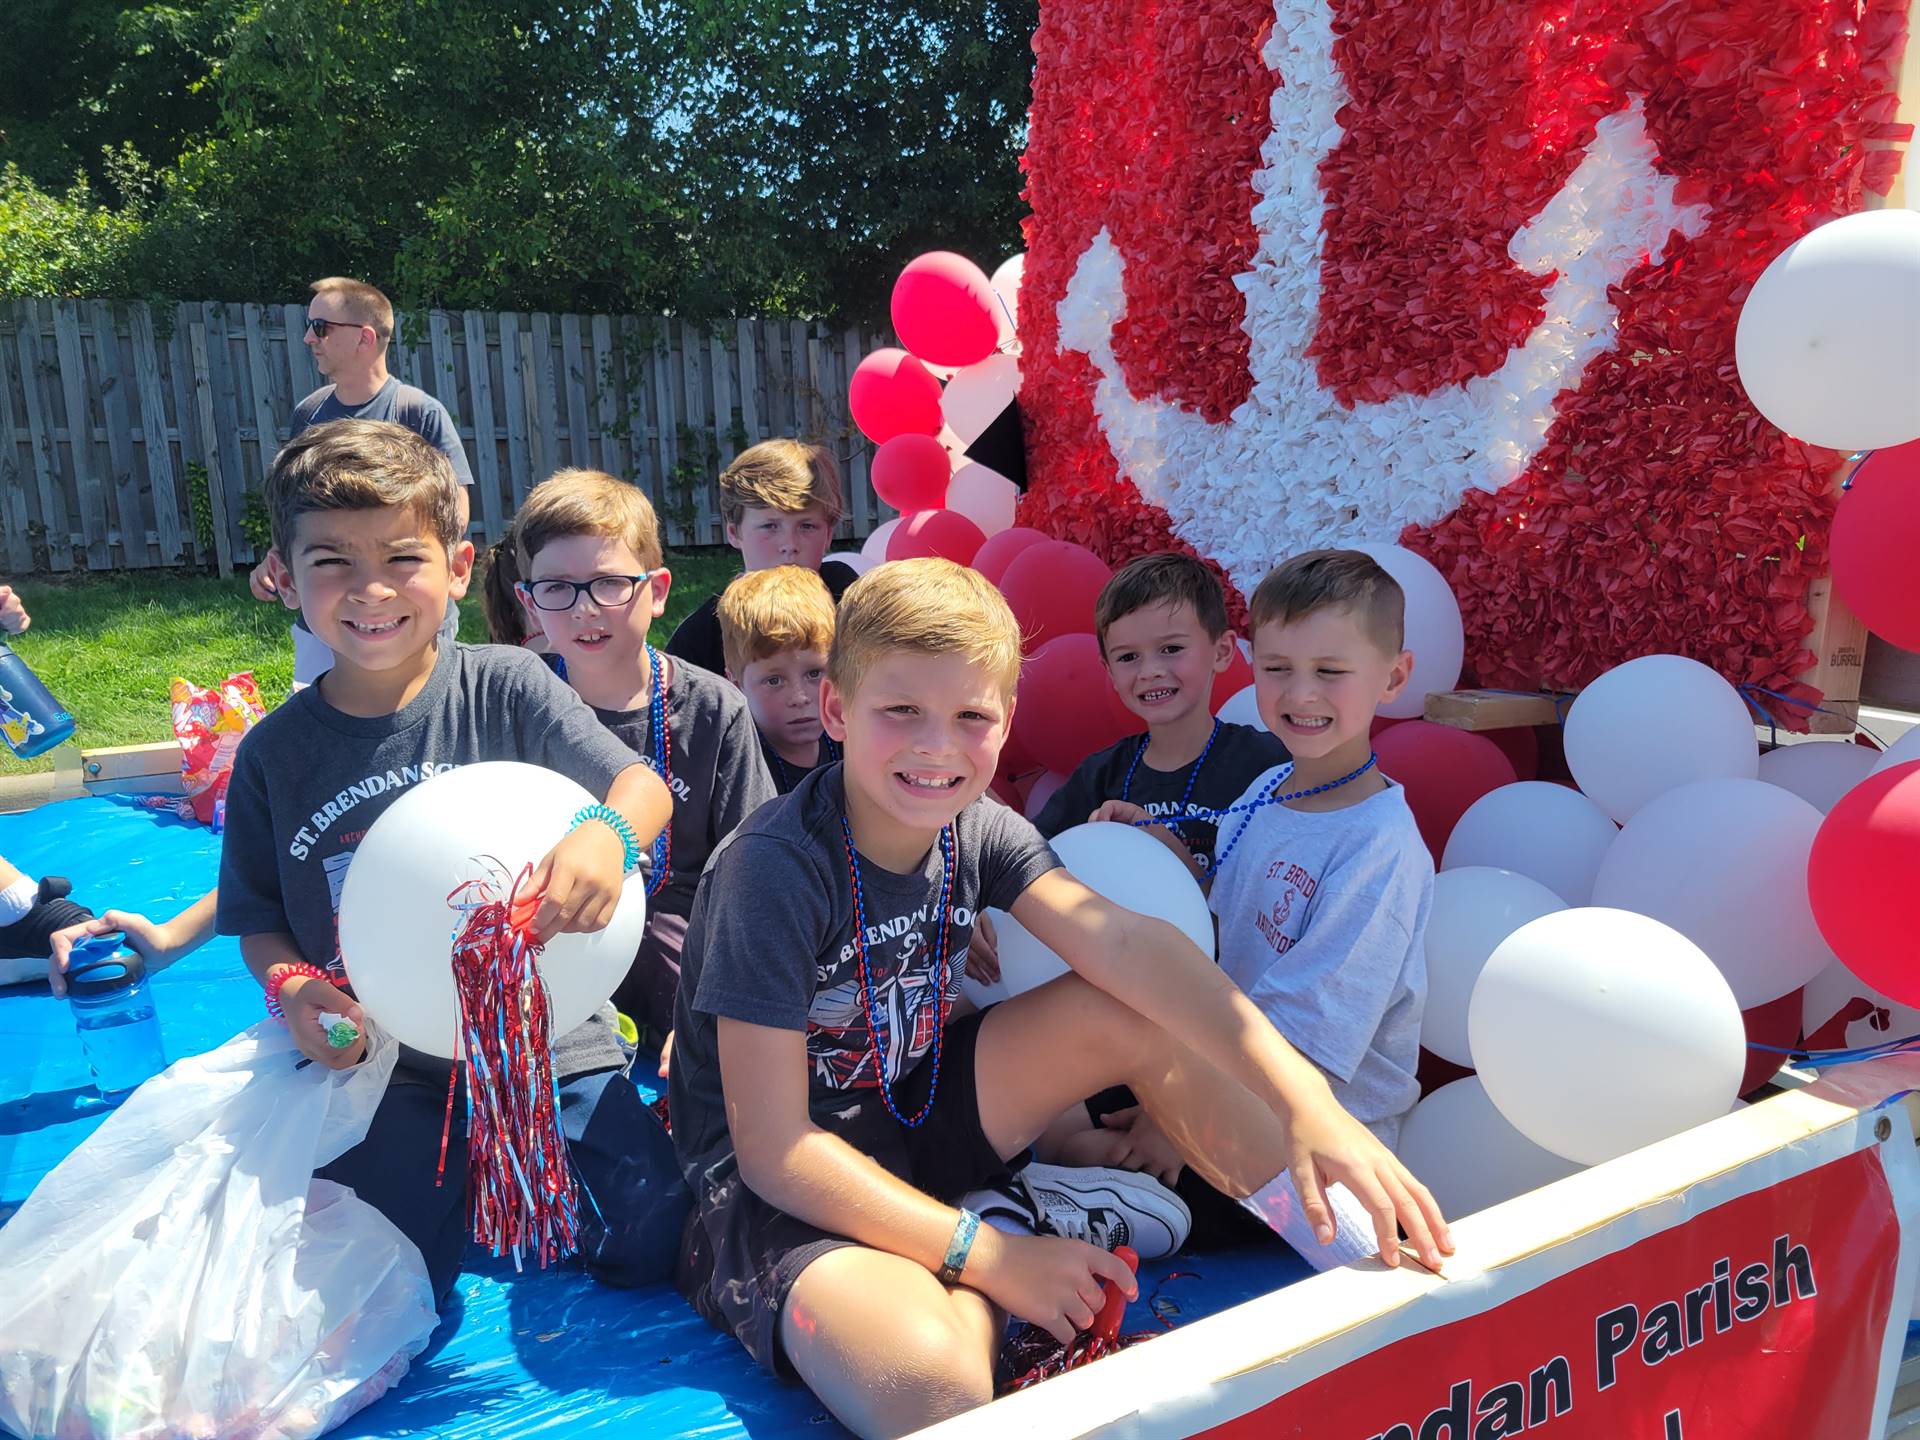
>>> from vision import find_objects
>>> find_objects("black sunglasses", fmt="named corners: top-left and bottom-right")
top-left (303, 317), bottom-right (370, 339)
top-left (518, 572), bottom-right (659, 612)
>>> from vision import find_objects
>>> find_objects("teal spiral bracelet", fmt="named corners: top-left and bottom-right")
top-left (571, 803), bottom-right (641, 874)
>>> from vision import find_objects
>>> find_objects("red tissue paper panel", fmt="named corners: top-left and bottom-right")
top-left (1017, 0), bottom-right (1911, 721)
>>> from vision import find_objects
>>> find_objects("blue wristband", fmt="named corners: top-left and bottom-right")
top-left (572, 803), bottom-right (641, 874)
top-left (938, 1208), bottom-right (981, 1286)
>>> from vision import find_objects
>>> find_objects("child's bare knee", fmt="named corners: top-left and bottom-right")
top-left (892, 1307), bottom-right (995, 1408)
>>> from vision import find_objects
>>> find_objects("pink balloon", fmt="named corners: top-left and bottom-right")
top-left (887, 509), bottom-right (988, 566)
top-left (973, 527), bottom-right (1052, 585)
top-left (849, 349), bottom-right (943, 444)
top-left (870, 434), bottom-right (952, 512)
top-left (891, 252), bottom-right (1001, 369)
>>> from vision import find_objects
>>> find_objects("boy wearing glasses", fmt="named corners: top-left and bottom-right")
top-left (258, 277), bottom-right (476, 686)
top-left (515, 469), bottom-right (776, 1045)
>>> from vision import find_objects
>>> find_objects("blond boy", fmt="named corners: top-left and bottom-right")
top-left (669, 558), bottom-right (1449, 1439)
top-left (716, 566), bottom-right (837, 794)
top-left (665, 440), bottom-right (854, 674)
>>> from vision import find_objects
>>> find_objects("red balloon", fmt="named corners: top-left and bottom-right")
top-left (870, 434), bottom-right (952, 512)
top-left (1373, 722), bottom-right (1520, 863)
top-left (1809, 760), bottom-right (1920, 1006)
top-left (1210, 646), bottom-right (1254, 713)
top-left (973, 526), bottom-right (1052, 585)
top-left (849, 348), bottom-right (943, 444)
top-left (1739, 987), bottom-right (1803, 1096)
top-left (890, 252), bottom-right (1001, 369)
top-left (1012, 633), bottom-right (1142, 776)
top-left (1483, 725), bottom-right (1540, 782)
top-left (999, 541), bottom-right (1112, 652)
top-left (1369, 715), bottom-right (1408, 740)
top-left (887, 509), bottom-right (987, 566)
top-left (1832, 440), bottom-right (1920, 650)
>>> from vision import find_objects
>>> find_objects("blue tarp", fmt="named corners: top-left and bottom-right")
top-left (0, 796), bottom-right (1308, 1438)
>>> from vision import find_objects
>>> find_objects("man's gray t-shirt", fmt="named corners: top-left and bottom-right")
top-left (668, 765), bottom-right (1060, 1188)
top-left (590, 655), bottom-right (776, 920)
top-left (1206, 766), bottom-right (1432, 1147)
top-left (216, 640), bottom-right (642, 1077)
top-left (290, 376), bottom-right (474, 486)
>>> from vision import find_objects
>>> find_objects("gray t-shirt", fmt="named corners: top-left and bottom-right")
top-left (1206, 765), bottom-right (1432, 1147)
top-left (590, 655), bottom-right (776, 919)
top-left (216, 640), bottom-right (642, 1078)
top-left (668, 764), bottom-right (1061, 1187)
top-left (291, 377), bottom-right (475, 487)
top-left (1034, 721), bottom-right (1290, 873)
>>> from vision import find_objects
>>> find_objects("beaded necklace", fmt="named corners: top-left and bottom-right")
top-left (1120, 718), bottom-right (1221, 849)
top-left (1161, 752), bottom-right (1381, 875)
top-left (642, 644), bottom-right (672, 897)
top-left (837, 815), bottom-right (957, 1128)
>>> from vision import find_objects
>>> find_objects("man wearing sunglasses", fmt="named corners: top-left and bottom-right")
top-left (253, 276), bottom-right (475, 685)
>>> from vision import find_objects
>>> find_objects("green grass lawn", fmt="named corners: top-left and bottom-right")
top-left (0, 549), bottom-right (743, 777)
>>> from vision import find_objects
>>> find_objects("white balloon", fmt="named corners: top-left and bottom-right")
top-left (1397, 1077), bottom-right (1584, 1218)
top-left (942, 353), bottom-right (1021, 448)
top-left (1421, 867), bottom-right (1567, 1067)
top-left (1214, 683), bottom-right (1269, 731)
top-left (990, 253), bottom-right (1025, 342)
top-left (1469, 908), bottom-right (1746, 1165)
top-left (338, 762), bottom-right (648, 1059)
top-left (1441, 781), bottom-right (1618, 906)
top-left (1564, 654), bottom-right (1758, 822)
top-left (961, 822), bottom-right (1214, 1008)
top-left (823, 549), bottom-right (875, 577)
top-left (1757, 740), bottom-right (1879, 813)
top-left (1734, 209), bottom-right (1920, 452)
top-left (1351, 543), bottom-right (1463, 719)
top-left (860, 518), bottom-right (901, 565)
top-left (1590, 778), bottom-right (1829, 1007)
top-left (1802, 960), bottom-right (1920, 1052)
top-left (1870, 726), bottom-right (1920, 777)
top-left (945, 463), bottom-right (1018, 538)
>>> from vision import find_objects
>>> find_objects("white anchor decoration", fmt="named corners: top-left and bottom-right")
top-left (1056, 0), bottom-right (1711, 596)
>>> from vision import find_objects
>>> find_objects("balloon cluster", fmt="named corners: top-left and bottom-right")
top-left (1400, 651), bottom-right (1920, 1223)
top-left (840, 252), bottom-right (1028, 575)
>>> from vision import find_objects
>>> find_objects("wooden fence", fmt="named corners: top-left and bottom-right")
top-left (0, 298), bottom-right (896, 575)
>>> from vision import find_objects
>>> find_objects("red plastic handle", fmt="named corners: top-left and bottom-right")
top-left (1090, 1245), bottom-right (1139, 1344)
top-left (508, 890), bottom-right (542, 932)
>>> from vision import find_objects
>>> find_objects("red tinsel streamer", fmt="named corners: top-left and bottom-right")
top-left (999, 1248), bottom-right (1161, 1395)
top-left (1017, 0), bottom-right (1911, 728)
top-left (439, 863), bottom-right (586, 1269)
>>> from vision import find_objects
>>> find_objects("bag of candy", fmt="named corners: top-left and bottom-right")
top-left (168, 673), bottom-right (266, 825)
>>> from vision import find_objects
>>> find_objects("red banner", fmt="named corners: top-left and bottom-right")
top-left (1198, 1147), bottom-right (1900, 1440)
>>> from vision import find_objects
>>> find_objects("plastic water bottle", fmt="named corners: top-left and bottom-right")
top-left (0, 640), bottom-right (75, 760)
top-left (65, 936), bottom-right (167, 1102)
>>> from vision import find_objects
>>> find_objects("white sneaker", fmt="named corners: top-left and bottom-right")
top-left (1013, 1162), bottom-right (1191, 1260)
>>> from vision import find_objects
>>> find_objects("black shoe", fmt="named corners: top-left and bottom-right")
top-left (0, 876), bottom-right (94, 966)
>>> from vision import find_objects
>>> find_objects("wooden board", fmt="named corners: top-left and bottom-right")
top-left (188, 323), bottom-right (235, 578)
top-left (127, 306), bottom-right (183, 565)
top-left (461, 309), bottom-right (503, 538)
top-left (90, 303), bottom-right (149, 567)
top-left (499, 313), bottom-right (534, 508)
top-left (559, 313), bottom-right (590, 469)
top-left (1423, 689), bottom-right (1570, 731)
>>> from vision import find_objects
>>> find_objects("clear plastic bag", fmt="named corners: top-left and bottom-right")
top-left (0, 1022), bottom-right (437, 1439)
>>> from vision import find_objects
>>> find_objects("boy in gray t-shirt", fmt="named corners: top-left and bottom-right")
top-left (511, 469), bottom-right (776, 1044)
top-left (217, 419), bottom-right (681, 1306)
top-left (1100, 549), bottom-right (1433, 1271)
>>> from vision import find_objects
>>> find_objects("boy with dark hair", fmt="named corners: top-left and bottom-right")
top-left (221, 418), bottom-right (680, 1302)
top-left (515, 468), bottom-right (776, 1042)
top-left (716, 565), bottom-right (837, 794)
top-left (1102, 548), bottom-right (1433, 1270)
top-left (1035, 552), bottom-right (1288, 875)
top-left (669, 556), bottom-right (1450, 1439)
top-left (666, 439), bottom-right (858, 675)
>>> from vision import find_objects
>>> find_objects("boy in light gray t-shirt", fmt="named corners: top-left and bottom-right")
top-left (1207, 766), bottom-right (1429, 1146)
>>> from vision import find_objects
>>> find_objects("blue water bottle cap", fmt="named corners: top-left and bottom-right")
top-left (65, 936), bottom-right (145, 996)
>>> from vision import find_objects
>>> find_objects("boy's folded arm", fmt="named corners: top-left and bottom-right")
top-left (717, 1016), bottom-right (963, 1274)
top-left (1010, 867), bottom-right (1331, 1126)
